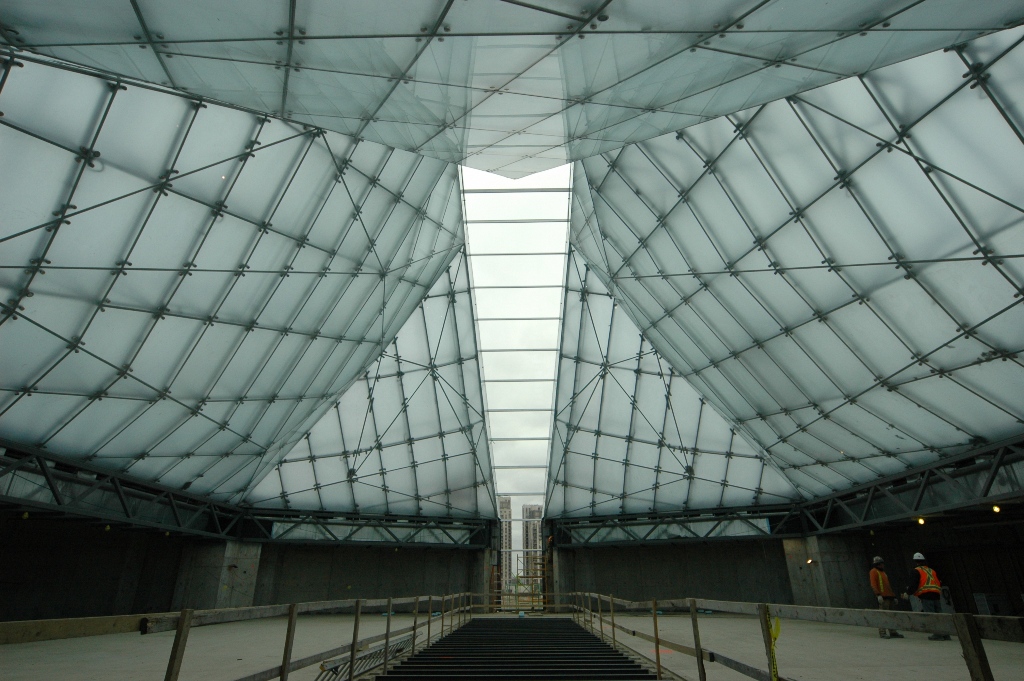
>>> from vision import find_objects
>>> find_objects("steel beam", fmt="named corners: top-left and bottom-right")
top-left (552, 435), bottom-right (1024, 546)
top-left (0, 442), bottom-right (491, 548)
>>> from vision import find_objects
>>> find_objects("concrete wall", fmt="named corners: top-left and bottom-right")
top-left (0, 517), bottom-right (184, 621)
top-left (252, 543), bottom-right (482, 607)
top-left (0, 517), bottom-right (488, 620)
top-left (556, 540), bottom-right (794, 604)
top-left (172, 540), bottom-right (262, 610)
top-left (783, 535), bottom-right (874, 608)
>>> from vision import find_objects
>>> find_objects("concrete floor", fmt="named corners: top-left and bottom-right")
top-left (603, 612), bottom-right (1024, 681)
top-left (2, 612), bottom-right (1022, 681)
top-left (0, 613), bottom-right (433, 681)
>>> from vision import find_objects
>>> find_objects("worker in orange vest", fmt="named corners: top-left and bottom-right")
top-left (901, 552), bottom-right (951, 640)
top-left (869, 556), bottom-right (903, 639)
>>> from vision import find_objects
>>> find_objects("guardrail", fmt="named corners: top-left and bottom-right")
top-left (566, 592), bottom-right (1024, 681)
top-left (4, 591), bottom-right (1020, 681)
top-left (0, 593), bottom-right (473, 681)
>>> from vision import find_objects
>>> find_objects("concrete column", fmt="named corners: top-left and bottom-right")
top-left (551, 547), bottom-right (562, 597)
top-left (472, 548), bottom-right (492, 597)
top-left (784, 535), bottom-right (873, 608)
top-left (172, 540), bottom-right (262, 610)
top-left (111, 535), bottom-right (147, 614)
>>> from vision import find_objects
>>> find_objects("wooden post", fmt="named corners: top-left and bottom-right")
top-left (411, 596), bottom-right (420, 651)
top-left (953, 613), bottom-right (995, 681)
top-left (348, 599), bottom-right (362, 681)
top-left (610, 594), bottom-right (616, 648)
top-left (382, 597), bottom-right (393, 674)
top-left (688, 599), bottom-right (707, 681)
top-left (163, 608), bottom-right (193, 681)
top-left (652, 599), bottom-right (662, 680)
top-left (426, 596), bottom-right (433, 644)
top-left (280, 604), bottom-right (298, 681)
top-left (597, 594), bottom-right (604, 640)
top-left (757, 603), bottom-right (778, 681)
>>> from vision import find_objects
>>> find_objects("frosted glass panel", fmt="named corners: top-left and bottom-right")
top-left (0, 55), bottom-right (463, 503)
top-left (5, 2), bottom-right (1016, 177)
top-left (569, 26), bottom-right (1024, 505)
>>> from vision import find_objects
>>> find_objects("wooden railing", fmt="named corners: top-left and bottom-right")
top-left (565, 592), bottom-right (1024, 681)
top-left (3, 592), bottom-right (1021, 681)
top-left (0, 592), bottom-right (474, 681)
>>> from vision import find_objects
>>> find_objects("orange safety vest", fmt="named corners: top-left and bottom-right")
top-left (914, 566), bottom-right (942, 596)
top-left (870, 567), bottom-right (895, 597)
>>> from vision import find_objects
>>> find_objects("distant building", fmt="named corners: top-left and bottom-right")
top-left (522, 504), bottom-right (543, 555)
top-left (498, 496), bottom-right (512, 593)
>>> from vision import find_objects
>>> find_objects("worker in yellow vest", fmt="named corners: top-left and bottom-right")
top-left (901, 552), bottom-right (951, 640)
top-left (869, 556), bottom-right (903, 639)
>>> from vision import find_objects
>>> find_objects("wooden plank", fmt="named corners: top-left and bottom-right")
top-left (0, 613), bottom-right (160, 644)
top-left (757, 604), bottom-right (778, 681)
top-left (348, 599), bottom-right (361, 681)
top-left (953, 614), bottom-right (995, 681)
top-left (280, 604), bottom-right (298, 681)
top-left (689, 599), bottom-right (708, 681)
top-left (163, 609), bottom-right (193, 681)
top-left (610, 594), bottom-right (616, 648)
top-left (712, 652), bottom-right (771, 681)
top-left (652, 599), bottom-right (662, 680)
top-left (382, 598), bottom-right (393, 674)
top-left (975, 615), bottom-right (1024, 643)
top-left (411, 596), bottom-right (419, 652)
top-left (144, 598), bottom-right (377, 634)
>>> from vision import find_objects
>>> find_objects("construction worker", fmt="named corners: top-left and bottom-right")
top-left (869, 556), bottom-right (903, 638)
top-left (901, 552), bottom-right (951, 640)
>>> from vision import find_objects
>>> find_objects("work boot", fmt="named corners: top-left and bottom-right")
top-left (889, 631), bottom-right (904, 638)
top-left (928, 634), bottom-right (945, 640)
top-left (879, 632), bottom-right (890, 639)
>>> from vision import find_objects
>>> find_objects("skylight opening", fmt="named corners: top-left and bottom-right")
top-left (461, 164), bottom-right (572, 579)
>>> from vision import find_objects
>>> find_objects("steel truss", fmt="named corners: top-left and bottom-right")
top-left (0, 441), bottom-right (491, 548)
top-left (552, 435), bottom-right (1023, 546)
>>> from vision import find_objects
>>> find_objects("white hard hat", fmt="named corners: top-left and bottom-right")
top-left (872, 556), bottom-right (884, 564)
top-left (913, 552), bottom-right (926, 561)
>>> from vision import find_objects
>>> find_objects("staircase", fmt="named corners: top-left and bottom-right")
top-left (377, 617), bottom-right (658, 680)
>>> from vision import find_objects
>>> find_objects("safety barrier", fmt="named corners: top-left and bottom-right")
top-left (3, 591), bottom-right (1021, 681)
top-left (0, 592), bottom-right (473, 681)
top-left (566, 592), bottom-right (1024, 681)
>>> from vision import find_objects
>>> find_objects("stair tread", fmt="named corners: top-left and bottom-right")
top-left (377, 618), bottom-right (657, 681)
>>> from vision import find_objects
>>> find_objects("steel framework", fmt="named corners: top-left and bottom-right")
top-left (552, 435), bottom-right (1023, 546)
top-left (0, 440), bottom-right (491, 548)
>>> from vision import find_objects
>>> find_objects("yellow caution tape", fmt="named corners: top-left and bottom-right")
top-left (768, 615), bottom-right (781, 681)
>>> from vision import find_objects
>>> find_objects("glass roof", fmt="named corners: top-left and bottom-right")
top-left (570, 26), bottom-right (1024, 500)
top-left (1, 1), bottom-right (1020, 177)
top-left (0, 53), bottom-right (463, 502)
top-left (547, 249), bottom-right (796, 517)
top-left (247, 250), bottom-right (495, 517)
top-left (1, 7), bottom-right (1022, 529)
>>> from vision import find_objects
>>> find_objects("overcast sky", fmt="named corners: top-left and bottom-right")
top-left (462, 164), bottom-right (571, 556)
